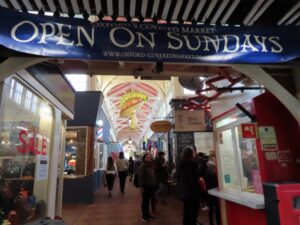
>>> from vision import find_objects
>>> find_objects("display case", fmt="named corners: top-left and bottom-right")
top-left (64, 127), bottom-right (88, 176)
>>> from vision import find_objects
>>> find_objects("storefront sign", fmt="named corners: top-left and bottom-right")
top-left (150, 120), bottom-right (172, 133)
top-left (241, 123), bottom-right (257, 139)
top-left (0, 7), bottom-right (300, 63)
top-left (174, 110), bottom-right (207, 132)
top-left (259, 126), bottom-right (278, 151)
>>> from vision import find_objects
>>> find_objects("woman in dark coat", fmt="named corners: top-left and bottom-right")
top-left (139, 153), bottom-right (156, 222)
top-left (177, 146), bottom-right (202, 225)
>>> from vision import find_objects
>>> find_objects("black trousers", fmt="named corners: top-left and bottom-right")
top-left (106, 174), bottom-right (115, 191)
top-left (208, 196), bottom-right (221, 225)
top-left (183, 197), bottom-right (200, 225)
top-left (118, 171), bottom-right (128, 192)
top-left (141, 187), bottom-right (155, 219)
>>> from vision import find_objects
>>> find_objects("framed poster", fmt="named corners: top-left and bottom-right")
top-left (194, 132), bottom-right (214, 154)
top-left (259, 126), bottom-right (278, 151)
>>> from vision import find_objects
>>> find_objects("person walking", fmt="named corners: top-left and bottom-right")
top-left (128, 156), bottom-right (135, 182)
top-left (139, 153), bottom-right (156, 222)
top-left (105, 156), bottom-right (117, 197)
top-left (154, 151), bottom-right (168, 204)
top-left (204, 159), bottom-right (221, 225)
top-left (177, 146), bottom-right (203, 225)
top-left (116, 152), bottom-right (129, 194)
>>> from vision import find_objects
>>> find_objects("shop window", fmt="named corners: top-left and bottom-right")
top-left (64, 127), bottom-right (87, 176)
top-left (218, 129), bottom-right (240, 191)
top-left (235, 127), bottom-right (262, 194)
top-left (0, 77), bottom-right (54, 222)
top-left (216, 110), bottom-right (263, 198)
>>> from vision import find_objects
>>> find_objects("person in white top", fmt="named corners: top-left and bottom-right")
top-left (116, 152), bottom-right (129, 194)
top-left (106, 156), bottom-right (117, 197)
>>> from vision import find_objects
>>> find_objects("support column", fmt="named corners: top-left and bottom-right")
top-left (47, 108), bottom-right (62, 218)
top-left (232, 64), bottom-right (300, 123)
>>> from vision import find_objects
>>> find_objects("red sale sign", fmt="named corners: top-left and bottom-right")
top-left (241, 123), bottom-right (257, 139)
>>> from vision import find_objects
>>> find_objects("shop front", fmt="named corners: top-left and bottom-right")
top-left (209, 92), bottom-right (300, 225)
top-left (63, 91), bottom-right (110, 204)
top-left (0, 64), bottom-right (74, 223)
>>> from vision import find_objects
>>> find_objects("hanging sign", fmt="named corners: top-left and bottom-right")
top-left (0, 7), bottom-right (300, 63)
top-left (150, 120), bottom-right (173, 133)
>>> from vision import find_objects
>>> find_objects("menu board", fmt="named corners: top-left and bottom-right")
top-left (176, 132), bottom-right (194, 158)
top-left (194, 132), bottom-right (214, 154)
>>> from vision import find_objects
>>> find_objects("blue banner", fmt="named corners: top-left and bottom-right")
top-left (0, 7), bottom-right (300, 64)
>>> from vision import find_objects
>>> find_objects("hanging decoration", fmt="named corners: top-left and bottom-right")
top-left (120, 91), bottom-right (148, 129)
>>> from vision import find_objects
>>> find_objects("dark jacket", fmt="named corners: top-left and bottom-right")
top-left (138, 162), bottom-right (156, 188)
top-left (176, 160), bottom-right (201, 200)
top-left (154, 157), bottom-right (168, 183)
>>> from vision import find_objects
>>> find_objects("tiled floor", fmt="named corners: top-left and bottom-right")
top-left (62, 180), bottom-right (209, 225)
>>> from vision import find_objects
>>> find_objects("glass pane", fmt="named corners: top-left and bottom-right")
top-left (0, 78), bottom-right (53, 217)
top-left (293, 197), bottom-right (300, 209)
top-left (235, 126), bottom-right (262, 194)
top-left (218, 129), bottom-right (239, 190)
top-left (65, 128), bottom-right (87, 175)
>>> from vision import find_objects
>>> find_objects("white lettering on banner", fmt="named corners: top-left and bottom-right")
top-left (11, 20), bottom-right (38, 42)
top-left (110, 27), bottom-right (134, 48)
top-left (11, 20), bottom-right (95, 47)
top-left (110, 27), bottom-right (155, 49)
top-left (39, 23), bottom-right (55, 44)
top-left (10, 20), bottom-right (284, 54)
top-left (167, 32), bottom-right (283, 53)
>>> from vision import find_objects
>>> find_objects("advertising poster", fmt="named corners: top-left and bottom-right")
top-left (259, 126), bottom-right (278, 151)
top-left (194, 132), bottom-right (214, 154)
top-left (36, 155), bottom-right (49, 181)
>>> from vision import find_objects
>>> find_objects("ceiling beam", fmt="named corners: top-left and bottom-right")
top-left (58, 0), bottom-right (68, 13)
top-left (0, 0), bottom-right (8, 7)
top-left (285, 11), bottom-right (300, 25)
top-left (118, 0), bottom-right (124, 17)
top-left (278, 1), bottom-right (300, 25)
top-left (193, 0), bottom-right (206, 21)
top-left (171, 0), bottom-right (183, 21)
top-left (95, 0), bottom-right (102, 14)
top-left (182, 0), bottom-right (195, 21)
top-left (70, 0), bottom-right (80, 14)
top-left (161, 0), bottom-right (172, 20)
top-left (130, 0), bottom-right (136, 17)
top-left (83, 0), bottom-right (91, 15)
top-left (23, 0), bottom-right (34, 11)
top-left (248, 0), bottom-right (274, 26)
top-left (211, 0), bottom-right (230, 24)
top-left (201, 0), bottom-right (218, 23)
top-left (9, 0), bottom-right (21, 10)
top-left (220, 0), bottom-right (240, 24)
top-left (46, 0), bottom-right (56, 12)
top-left (243, 0), bottom-right (264, 26)
top-left (151, 0), bottom-right (161, 17)
top-left (141, 0), bottom-right (148, 18)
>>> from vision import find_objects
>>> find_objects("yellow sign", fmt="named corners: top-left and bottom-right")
top-left (120, 91), bottom-right (148, 129)
top-left (150, 120), bottom-right (173, 133)
top-left (120, 91), bottom-right (148, 108)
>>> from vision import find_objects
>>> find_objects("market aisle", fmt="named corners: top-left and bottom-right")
top-left (62, 179), bottom-right (209, 225)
